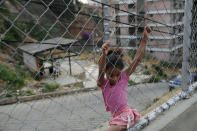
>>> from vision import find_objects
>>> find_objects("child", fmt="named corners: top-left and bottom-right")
top-left (97, 26), bottom-right (152, 131)
top-left (53, 60), bottom-right (61, 79)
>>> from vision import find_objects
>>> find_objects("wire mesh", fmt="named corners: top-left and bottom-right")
top-left (190, 0), bottom-right (197, 76)
top-left (0, 0), bottom-right (196, 131)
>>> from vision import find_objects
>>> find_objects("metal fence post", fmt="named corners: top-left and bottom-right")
top-left (181, 0), bottom-right (193, 97)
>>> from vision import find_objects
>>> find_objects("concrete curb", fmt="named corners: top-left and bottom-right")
top-left (0, 81), bottom-right (146, 106)
top-left (128, 82), bottom-right (197, 131)
top-left (0, 87), bottom-right (97, 105)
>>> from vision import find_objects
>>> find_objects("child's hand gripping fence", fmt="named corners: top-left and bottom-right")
top-left (0, 0), bottom-right (196, 130)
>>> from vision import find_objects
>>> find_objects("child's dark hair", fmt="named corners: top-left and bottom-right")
top-left (106, 48), bottom-right (124, 70)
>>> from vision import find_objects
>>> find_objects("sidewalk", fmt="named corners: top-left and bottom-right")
top-left (143, 92), bottom-right (197, 131)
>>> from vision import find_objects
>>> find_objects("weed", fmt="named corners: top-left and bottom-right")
top-left (128, 50), bottom-right (136, 59)
top-left (15, 65), bottom-right (31, 80)
top-left (143, 70), bottom-right (151, 75)
top-left (144, 65), bottom-right (148, 69)
top-left (153, 97), bottom-right (159, 103)
top-left (0, 63), bottom-right (25, 89)
top-left (148, 75), bottom-right (160, 83)
top-left (145, 103), bottom-right (152, 109)
top-left (19, 90), bottom-right (35, 96)
top-left (42, 83), bottom-right (60, 93)
top-left (128, 80), bottom-right (135, 85)
top-left (152, 64), bottom-right (163, 76)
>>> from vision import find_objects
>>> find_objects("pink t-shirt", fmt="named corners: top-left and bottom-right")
top-left (100, 71), bottom-right (129, 115)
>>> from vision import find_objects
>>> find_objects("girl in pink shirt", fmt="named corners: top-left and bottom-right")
top-left (97, 27), bottom-right (152, 131)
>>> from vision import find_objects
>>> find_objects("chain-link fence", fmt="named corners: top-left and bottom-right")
top-left (0, 0), bottom-right (196, 131)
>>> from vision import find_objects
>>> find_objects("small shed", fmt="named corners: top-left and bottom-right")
top-left (19, 37), bottom-right (79, 76)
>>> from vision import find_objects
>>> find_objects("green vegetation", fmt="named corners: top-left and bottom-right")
top-left (148, 75), bottom-right (160, 83)
top-left (28, 23), bottom-right (60, 41)
top-left (160, 61), bottom-right (170, 68)
top-left (1, 19), bottom-right (61, 43)
top-left (18, 90), bottom-right (35, 96)
top-left (0, 4), bottom-right (61, 43)
top-left (153, 97), bottom-right (159, 103)
top-left (0, 63), bottom-right (35, 97)
top-left (3, 20), bottom-right (23, 42)
top-left (0, 4), bottom-right (9, 14)
top-left (145, 103), bottom-right (152, 109)
top-left (49, 0), bottom-right (82, 20)
top-left (0, 63), bottom-right (25, 89)
top-left (128, 50), bottom-right (136, 59)
top-left (128, 80), bottom-right (135, 85)
top-left (143, 70), bottom-right (151, 75)
top-left (145, 96), bottom-right (161, 110)
top-left (6, 89), bottom-right (35, 97)
top-left (15, 65), bottom-right (31, 80)
top-left (144, 65), bottom-right (148, 69)
top-left (6, 90), bottom-right (17, 97)
top-left (0, 5), bottom-right (22, 44)
top-left (160, 61), bottom-right (182, 69)
top-left (152, 64), bottom-right (164, 76)
top-left (42, 83), bottom-right (60, 93)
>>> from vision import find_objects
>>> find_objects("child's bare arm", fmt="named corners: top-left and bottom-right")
top-left (125, 27), bottom-right (152, 77)
top-left (97, 42), bottom-right (110, 87)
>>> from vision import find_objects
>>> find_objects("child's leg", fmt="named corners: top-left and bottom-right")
top-left (106, 125), bottom-right (127, 131)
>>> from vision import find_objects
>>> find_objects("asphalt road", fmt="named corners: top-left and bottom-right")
top-left (0, 82), bottom-right (169, 131)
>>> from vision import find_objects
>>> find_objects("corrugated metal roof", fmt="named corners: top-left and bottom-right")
top-left (42, 37), bottom-right (78, 45)
top-left (19, 43), bottom-right (58, 54)
top-left (19, 37), bottom-right (78, 54)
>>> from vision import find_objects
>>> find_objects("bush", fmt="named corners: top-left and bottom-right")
top-left (151, 64), bottom-right (157, 68)
top-left (0, 4), bottom-right (9, 17)
top-left (144, 65), bottom-right (148, 69)
top-left (160, 61), bottom-right (182, 69)
top-left (148, 75), bottom-right (160, 83)
top-left (42, 83), bottom-right (60, 93)
top-left (152, 64), bottom-right (163, 76)
top-left (128, 80), bottom-right (135, 85)
top-left (6, 89), bottom-right (34, 97)
top-left (0, 64), bottom-right (25, 89)
top-left (3, 25), bottom-right (22, 42)
top-left (128, 50), bottom-right (136, 59)
top-left (15, 65), bottom-right (31, 80)
top-left (3, 19), bottom-right (60, 42)
top-left (6, 90), bottom-right (17, 97)
top-left (143, 70), bottom-right (151, 75)
top-left (25, 90), bottom-right (35, 96)
top-left (160, 61), bottom-right (169, 67)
